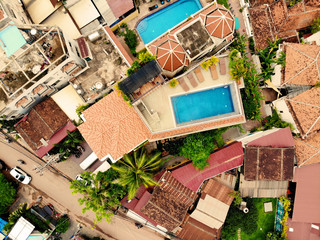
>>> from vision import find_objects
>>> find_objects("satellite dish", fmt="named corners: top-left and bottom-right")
top-left (30, 29), bottom-right (37, 35)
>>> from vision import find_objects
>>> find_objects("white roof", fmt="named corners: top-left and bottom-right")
top-left (68, 0), bottom-right (100, 28)
top-left (51, 85), bottom-right (86, 121)
top-left (80, 152), bottom-right (98, 170)
top-left (190, 195), bottom-right (229, 229)
top-left (8, 217), bottom-right (34, 240)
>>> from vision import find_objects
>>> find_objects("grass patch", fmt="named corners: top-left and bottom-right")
top-left (240, 198), bottom-right (277, 240)
top-left (217, 0), bottom-right (229, 9)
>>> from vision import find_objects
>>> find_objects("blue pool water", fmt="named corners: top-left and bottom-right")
top-left (235, 17), bottom-right (240, 29)
top-left (171, 85), bottom-right (234, 124)
top-left (0, 25), bottom-right (26, 57)
top-left (137, 0), bottom-right (202, 44)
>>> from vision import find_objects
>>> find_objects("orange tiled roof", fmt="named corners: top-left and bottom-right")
top-left (294, 136), bottom-right (320, 167)
top-left (78, 92), bottom-right (151, 160)
top-left (286, 87), bottom-right (320, 138)
top-left (283, 43), bottom-right (320, 86)
top-left (249, 0), bottom-right (320, 49)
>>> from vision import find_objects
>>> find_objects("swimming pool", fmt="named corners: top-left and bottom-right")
top-left (0, 25), bottom-right (26, 57)
top-left (137, 0), bottom-right (202, 44)
top-left (171, 85), bottom-right (235, 124)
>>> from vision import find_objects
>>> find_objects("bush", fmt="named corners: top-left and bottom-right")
top-left (55, 215), bottom-right (70, 233)
top-left (0, 173), bottom-right (17, 215)
top-left (311, 17), bottom-right (320, 34)
top-left (76, 105), bottom-right (89, 118)
top-left (248, 37), bottom-right (255, 52)
top-left (126, 60), bottom-right (141, 76)
top-left (262, 109), bottom-right (293, 130)
top-left (169, 78), bottom-right (178, 88)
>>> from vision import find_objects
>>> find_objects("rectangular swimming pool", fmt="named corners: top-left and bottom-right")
top-left (136, 0), bottom-right (202, 44)
top-left (171, 85), bottom-right (235, 124)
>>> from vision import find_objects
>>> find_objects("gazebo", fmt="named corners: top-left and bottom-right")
top-left (205, 9), bottom-right (234, 39)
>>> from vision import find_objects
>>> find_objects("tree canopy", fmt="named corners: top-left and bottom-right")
top-left (70, 170), bottom-right (126, 223)
top-left (112, 147), bottom-right (162, 200)
top-left (0, 173), bottom-right (17, 215)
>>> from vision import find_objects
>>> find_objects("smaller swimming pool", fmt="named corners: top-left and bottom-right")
top-left (171, 85), bottom-right (235, 124)
top-left (0, 25), bottom-right (26, 57)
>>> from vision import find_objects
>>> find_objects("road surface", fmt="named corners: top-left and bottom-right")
top-left (0, 134), bottom-right (163, 240)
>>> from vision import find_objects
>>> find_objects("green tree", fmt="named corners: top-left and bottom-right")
top-left (229, 190), bottom-right (243, 206)
top-left (311, 17), bottom-right (320, 34)
top-left (138, 51), bottom-right (156, 65)
top-left (70, 170), bottom-right (126, 223)
top-left (3, 203), bottom-right (27, 233)
top-left (76, 105), bottom-right (89, 118)
top-left (55, 215), bottom-right (70, 233)
top-left (266, 231), bottom-right (284, 240)
top-left (169, 78), bottom-right (178, 88)
top-left (126, 60), bottom-right (141, 76)
top-left (0, 173), bottom-right (17, 215)
top-left (112, 147), bottom-right (162, 200)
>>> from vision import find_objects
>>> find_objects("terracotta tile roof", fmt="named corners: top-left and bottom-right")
top-left (148, 3), bottom-right (234, 72)
top-left (286, 87), bottom-right (320, 138)
top-left (178, 216), bottom-right (221, 240)
top-left (249, 0), bottom-right (320, 49)
top-left (244, 146), bottom-right (295, 181)
top-left (141, 171), bottom-right (197, 231)
top-left (172, 142), bottom-right (244, 191)
top-left (15, 98), bottom-right (70, 151)
top-left (202, 179), bottom-right (234, 205)
top-left (32, 85), bottom-right (45, 95)
top-left (150, 115), bottom-right (246, 140)
top-left (15, 97), bottom-right (29, 108)
top-left (106, 0), bottom-right (134, 18)
top-left (104, 26), bottom-right (134, 66)
top-left (283, 43), bottom-right (320, 86)
top-left (292, 163), bottom-right (320, 223)
top-left (78, 92), bottom-right (151, 160)
top-left (247, 127), bottom-right (295, 147)
top-left (294, 134), bottom-right (320, 167)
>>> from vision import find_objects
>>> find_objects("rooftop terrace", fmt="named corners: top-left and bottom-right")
top-left (0, 25), bottom-right (67, 110)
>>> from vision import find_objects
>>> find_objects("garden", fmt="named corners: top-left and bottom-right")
top-left (222, 198), bottom-right (277, 240)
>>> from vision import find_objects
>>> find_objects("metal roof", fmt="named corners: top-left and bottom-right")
top-left (118, 60), bottom-right (162, 96)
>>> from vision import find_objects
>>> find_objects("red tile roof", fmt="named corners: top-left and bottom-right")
top-left (247, 127), bottom-right (295, 147)
top-left (205, 9), bottom-right (234, 39)
top-left (106, 0), bottom-right (134, 18)
top-left (78, 92), bottom-right (151, 160)
top-left (172, 142), bottom-right (244, 192)
top-left (178, 216), bottom-right (221, 240)
top-left (77, 37), bottom-right (89, 59)
top-left (15, 98), bottom-right (70, 151)
top-left (104, 26), bottom-right (134, 66)
top-left (202, 179), bottom-right (234, 205)
top-left (292, 163), bottom-right (320, 223)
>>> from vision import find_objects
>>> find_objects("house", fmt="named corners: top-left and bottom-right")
top-left (271, 43), bottom-right (320, 166)
top-left (121, 171), bottom-right (197, 233)
top-left (7, 217), bottom-right (34, 240)
top-left (239, 127), bottom-right (295, 198)
top-left (0, 23), bottom-right (88, 120)
top-left (15, 98), bottom-right (77, 158)
top-left (172, 142), bottom-right (244, 192)
top-left (287, 163), bottom-right (320, 240)
top-left (248, 0), bottom-right (320, 49)
top-left (22, 0), bottom-right (135, 37)
top-left (177, 179), bottom-right (234, 240)
top-left (148, 2), bottom-right (235, 77)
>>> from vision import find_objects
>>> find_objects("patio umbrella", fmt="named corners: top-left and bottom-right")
top-left (205, 9), bottom-right (234, 39)
top-left (156, 40), bottom-right (186, 72)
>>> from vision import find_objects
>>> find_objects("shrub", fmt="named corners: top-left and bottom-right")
top-left (56, 215), bottom-right (70, 233)
top-left (0, 173), bottom-right (17, 215)
top-left (200, 56), bottom-right (219, 71)
top-left (138, 51), bottom-right (156, 65)
top-left (248, 37), bottom-right (255, 52)
top-left (169, 78), bottom-right (178, 88)
top-left (127, 60), bottom-right (141, 76)
top-left (311, 17), bottom-right (320, 34)
top-left (229, 190), bottom-right (243, 206)
top-left (262, 109), bottom-right (293, 130)
top-left (280, 197), bottom-right (291, 239)
top-left (76, 105), bottom-right (89, 118)
top-left (120, 22), bottom-right (127, 28)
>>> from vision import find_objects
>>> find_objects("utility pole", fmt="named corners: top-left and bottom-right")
top-left (33, 154), bottom-right (61, 176)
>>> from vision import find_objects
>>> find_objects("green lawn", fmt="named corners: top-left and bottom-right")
top-left (217, 0), bottom-right (229, 9)
top-left (221, 198), bottom-right (277, 240)
top-left (240, 198), bottom-right (277, 240)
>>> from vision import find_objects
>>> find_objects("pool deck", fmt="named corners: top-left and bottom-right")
top-left (134, 56), bottom-right (245, 134)
top-left (127, 0), bottom-right (209, 51)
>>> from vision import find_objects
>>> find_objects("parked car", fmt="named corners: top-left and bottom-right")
top-left (10, 166), bottom-right (32, 184)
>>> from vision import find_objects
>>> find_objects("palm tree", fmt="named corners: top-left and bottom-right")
top-left (111, 147), bottom-right (162, 200)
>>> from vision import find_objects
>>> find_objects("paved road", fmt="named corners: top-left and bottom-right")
top-left (0, 134), bottom-right (163, 240)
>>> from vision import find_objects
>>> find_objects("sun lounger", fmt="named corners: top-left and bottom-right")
top-left (187, 73), bottom-right (198, 88)
top-left (210, 65), bottom-right (218, 80)
top-left (149, 4), bottom-right (158, 11)
top-left (194, 68), bottom-right (205, 83)
top-left (219, 58), bottom-right (226, 75)
top-left (178, 78), bottom-right (190, 92)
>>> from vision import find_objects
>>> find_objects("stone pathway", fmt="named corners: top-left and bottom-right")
top-left (238, 228), bottom-right (241, 240)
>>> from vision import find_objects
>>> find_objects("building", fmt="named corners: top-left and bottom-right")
top-left (0, 0), bottom-right (32, 26)
top-left (177, 179), bottom-right (235, 240)
top-left (248, 0), bottom-right (320, 49)
top-left (239, 127), bottom-right (295, 198)
top-left (287, 163), bottom-right (320, 240)
top-left (15, 97), bottom-right (77, 158)
top-left (147, 2), bottom-right (235, 77)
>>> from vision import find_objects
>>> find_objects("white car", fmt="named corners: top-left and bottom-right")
top-left (10, 166), bottom-right (32, 184)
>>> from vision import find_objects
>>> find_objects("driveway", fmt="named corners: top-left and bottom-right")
top-left (0, 134), bottom-right (163, 240)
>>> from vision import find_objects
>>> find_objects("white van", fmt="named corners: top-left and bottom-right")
top-left (79, 152), bottom-right (98, 170)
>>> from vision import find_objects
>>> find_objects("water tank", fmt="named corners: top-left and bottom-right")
top-left (88, 31), bottom-right (100, 42)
